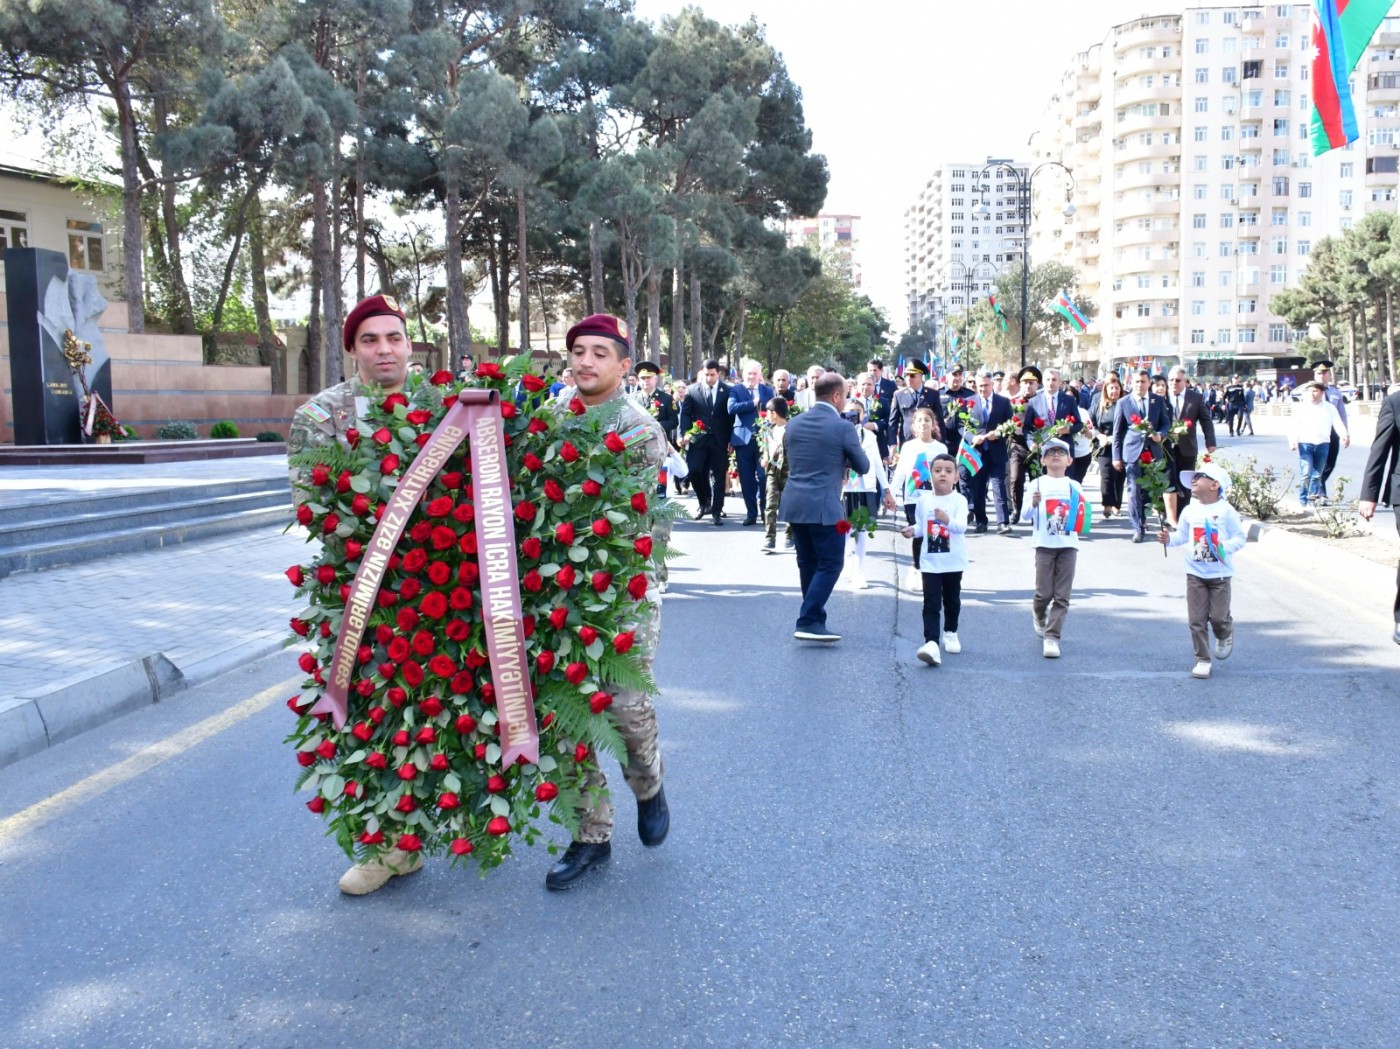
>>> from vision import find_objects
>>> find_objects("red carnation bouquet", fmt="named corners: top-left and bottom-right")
top-left (285, 359), bottom-right (676, 870)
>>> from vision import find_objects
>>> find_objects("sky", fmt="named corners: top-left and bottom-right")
top-left (629, 0), bottom-right (1190, 332)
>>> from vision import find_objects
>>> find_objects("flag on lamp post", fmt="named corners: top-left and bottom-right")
top-left (1310, 0), bottom-right (1391, 156)
top-left (1053, 289), bottom-right (1088, 333)
top-left (989, 293), bottom-right (1009, 332)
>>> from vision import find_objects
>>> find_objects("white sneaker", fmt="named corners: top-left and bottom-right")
top-left (917, 640), bottom-right (942, 666)
top-left (338, 847), bottom-right (424, 895)
top-left (942, 632), bottom-right (961, 654)
top-left (1033, 614), bottom-right (1047, 638)
top-left (1042, 638), bottom-right (1060, 659)
top-left (1214, 634), bottom-right (1233, 660)
top-left (1192, 660), bottom-right (1212, 679)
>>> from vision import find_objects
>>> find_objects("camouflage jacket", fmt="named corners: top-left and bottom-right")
top-left (287, 379), bottom-right (376, 505)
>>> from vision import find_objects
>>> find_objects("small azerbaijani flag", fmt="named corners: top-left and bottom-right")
top-left (989, 292), bottom-right (1009, 332)
top-left (956, 438), bottom-right (983, 477)
top-left (949, 327), bottom-right (960, 358)
top-left (1067, 485), bottom-right (1093, 536)
top-left (1053, 289), bottom-right (1088, 333)
top-left (974, 323), bottom-right (985, 349)
top-left (1202, 516), bottom-right (1233, 569)
top-left (1310, 0), bottom-right (1391, 156)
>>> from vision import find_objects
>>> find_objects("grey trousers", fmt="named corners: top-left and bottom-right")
top-left (1185, 575), bottom-right (1233, 662)
top-left (1033, 547), bottom-right (1077, 640)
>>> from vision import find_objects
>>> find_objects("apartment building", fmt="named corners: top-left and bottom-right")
top-left (902, 160), bottom-right (1030, 351)
top-left (1032, 4), bottom-right (1400, 379)
top-left (784, 213), bottom-right (862, 288)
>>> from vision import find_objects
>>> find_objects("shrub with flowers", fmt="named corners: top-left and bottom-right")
top-left (285, 358), bottom-right (676, 871)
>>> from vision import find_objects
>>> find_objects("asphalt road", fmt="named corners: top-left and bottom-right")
top-left (3, 500), bottom-right (1399, 1049)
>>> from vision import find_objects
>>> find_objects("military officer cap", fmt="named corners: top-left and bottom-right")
top-left (566, 313), bottom-right (630, 352)
top-left (1310, 358), bottom-right (1333, 370)
top-left (1018, 366), bottom-right (1043, 383)
top-left (991, 370), bottom-right (1005, 380)
top-left (906, 360), bottom-right (928, 376)
top-left (343, 294), bottom-right (407, 353)
top-left (636, 361), bottom-right (664, 376)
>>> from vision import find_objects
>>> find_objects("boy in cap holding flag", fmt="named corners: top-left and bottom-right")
top-left (1020, 438), bottom-right (1088, 659)
top-left (1157, 461), bottom-right (1247, 680)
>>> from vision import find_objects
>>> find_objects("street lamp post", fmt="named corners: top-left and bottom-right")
top-left (975, 159), bottom-right (1075, 373)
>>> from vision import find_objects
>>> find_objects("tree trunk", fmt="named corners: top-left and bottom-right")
top-left (311, 177), bottom-right (343, 386)
top-left (537, 279), bottom-right (551, 357)
top-left (589, 219), bottom-right (606, 313)
top-left (307, 263), bottom-right (323, 394)
top-left (149, 98), bottom-right (195, 332)
top-left (112, 73), bottom-right (145, 333)
top-left (671, 259), bottom-right (686, 376)
top-left (689, 268), bottom-right (701, 369)
top-left (733, 297), bottom-right (747, 360)
top-left (517, 186), bottom-right (530, 354)
top-left (646, 268), bottom-right (662, 366)
top-left (210, 173), bottom-right (263, 337)
top-left (354, 43), bottom-right (367, 301)
top-left (443, 171), bottom-right (470, 369)
top-left (1388, 287), bottom-right (1397, 392)
top-left (248, 191), bottom-right (285, 394)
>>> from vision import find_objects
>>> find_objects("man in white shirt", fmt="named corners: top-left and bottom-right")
top-left (1289, 380), bottom-right (1349, 507)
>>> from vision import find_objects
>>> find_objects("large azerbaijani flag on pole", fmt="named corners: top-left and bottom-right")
top-left (1310, 0), bottom-right (1392, 155)
top-left (1053, 289), bottom-right (1089, 333)
top-left (989, 293), bottom-right (1009, 332)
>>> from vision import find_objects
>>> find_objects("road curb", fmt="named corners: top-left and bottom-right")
top-left (0, 636), bottom-right (290, 770)
top-left (1247, 518), bottom-right (1395, 617)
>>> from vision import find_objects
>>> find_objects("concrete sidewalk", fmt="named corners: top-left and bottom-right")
top-left (0, 456), bottom-right (308, 767)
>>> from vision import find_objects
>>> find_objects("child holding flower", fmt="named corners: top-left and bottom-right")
top-left (900, 453), bottom-right (968, 666)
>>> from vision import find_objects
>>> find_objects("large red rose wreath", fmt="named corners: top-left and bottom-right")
top-left (286, 359), bottom-right (675, 870)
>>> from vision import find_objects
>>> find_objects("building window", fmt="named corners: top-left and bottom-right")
top-left (1193, 241), bottom-right (1207, 258)
top-left (1137, 302), bottom-right (1151, 317)
top-left (1222, 66), bottom-right (1238, 84)
top-left (1219, 301), bottom-right (1232, 315)
top-left (1298, 182), bottom-right (1312, 198)
top-left (1192, 271), bottom-right (1206, 287)
top-left (1270, 264), bottom-right (1287, 284)
top-left (1192, 213), bottom-right (1207, 228)
top-left (1194, 125), bottom-right (1208, 141)
top-left (1196, 38), bottom-right (1209, 54)
top-left (66, 219), bottom-right (105, 272)
top-left (1193, 184), bottom-right (1207, 200)
top-left (1238, 299), bottom-right (1257, 314)
top-left (1194, 96), bottom-right (1209, 113)
top-left (1271, 236), bottom-right (1287, 254)
top-left (1195, 68), bottom-right (1209, 83)
top-left (1219, 242), bottom-right (1233, 258)
top-left (1221, 126), bottom-right (1236, 142)
top-left (1191, 329), bottom-right (1206, 344)
top-left (1217, 329), bottom-right (1233, 343)
top-left (1192, 300), bottom-right (1205, 315)
top-left (0, 208), bottom-right (29, 250)
top-left (1297, 240), bottom-right (1311, 255)
top-left (1239, 327), bottom-right (1257, 343)
top-left (1340, 189), bottom-right (1354, 208)
top-left (1272, 176), bottom-right (1290, 195)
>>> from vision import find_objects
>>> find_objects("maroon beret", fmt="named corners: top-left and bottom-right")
top-left (565, 313), bottom-right (630, 352)
top-left (343, 294), bottom-right (407, 353)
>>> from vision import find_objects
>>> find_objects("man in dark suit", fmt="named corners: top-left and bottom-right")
top-left (1112, 368), bottom-right (1171, 542)
top-left (938, 365), bottom-right (977, 451)
top-left (778, 371), bottom-right (873, 643)
top-left (1164, 364), bottom-right (1217, 522)
top-left (1021, 367), bottom-right (1084, 450)
top-left (1359, 386), bottom-right (1400, 645)
top-left (889, 360), bottom-right (946, 447)
top-left (633, 360), bottom-right (679, 498)
top-left (677, 358), bottom-right (733, 526)
top-left (867, 358), bottom-right (898, 456)
top-left (726, 359), bottom-right (775, 525)
top-left (962, 369), bottom-right (1015, 534)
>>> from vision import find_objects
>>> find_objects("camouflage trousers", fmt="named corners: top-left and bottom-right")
top-left (576, 593), bottom-right (664, 844)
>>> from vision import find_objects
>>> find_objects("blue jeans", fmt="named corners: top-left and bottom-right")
top-left (1297, 442), bottom-right (1328, 502)
top-left (790, 522), bottom-right (845, 631)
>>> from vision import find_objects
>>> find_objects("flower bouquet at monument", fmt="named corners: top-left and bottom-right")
top-left (284, 358), bottom-right (677, 871)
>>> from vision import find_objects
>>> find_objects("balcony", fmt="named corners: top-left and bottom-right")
top-left (1114, 166), bottom-right (1179, 192)
top-left (1116, 110), bottom-right (1178, 135)
top-left (1113, 192), bottom-right (1180, 218)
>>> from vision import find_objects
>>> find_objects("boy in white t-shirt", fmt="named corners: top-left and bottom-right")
top-left (1156, 461), bottom-right (1248, 679)
top-left (1019, 439), bottom-right (1086, 658)
top-left (900, 454), bottom-right (968, 666)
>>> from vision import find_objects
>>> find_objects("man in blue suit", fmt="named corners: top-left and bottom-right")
top-left (779, 371), bottom-right (872, 643)
top-left (961, 369), bottom-right (1015, 534)
top-left (1021, 367), bottom-right (1084, 449)
top-left (1112, 368), bottom-right (1171, 542)
top-left (727, 359), bottom-right (775, 526)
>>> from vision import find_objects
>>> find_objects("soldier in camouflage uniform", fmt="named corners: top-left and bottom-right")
top-left (546, 313), bottom-right (673, 891)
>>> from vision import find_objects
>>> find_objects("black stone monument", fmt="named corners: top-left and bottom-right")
top-left (5, 247), bottom-right (112, 445)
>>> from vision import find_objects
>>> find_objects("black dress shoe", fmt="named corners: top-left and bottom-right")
top-left (742, 517), bottom-right (757, 526)
top-left (974, 522), bottom-right (989, 534)
top-left (545, 840), bottom-right (611, 891)
top-left (712, 516), bottom-right (723, 526)
top-left (638, 785), bottom-right (670, 847)
top-left (693, 506), bottom-right (711, 521)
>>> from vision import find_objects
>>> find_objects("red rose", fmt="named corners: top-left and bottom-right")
top-left (321, 511), bottom-right (339, 531)
top-left (559, 441), bottom-right (580, 462)
top-left (1130, 414), bottom-right (1142, 425)
top-left (352, 722), bottom-right (373, 742)
top-left (306, 797), bottom-right (326, 813)
top-left (315, 564), bottom-right (335, 586)
top-left (835, 520), bottom-right (853, 535)
top-left (410, 521), bottom-right (433, 543)
top-left (535, 782), bottom-right (559, 802)
top-left (387, 636), bottom-right (410, 662)
top-left (402, 661), bottom-right (424, 686)
top-left (349, 493), bottom-right (370, 516)
top-left (458, 532), bottom-right (478, 555)
top-left (359, 829), bottom-right (384, 844)
top-left (397, 763), bottom-right (417, 781)
top-left (296, 750), bottom-right (315, 767)
top-left (396, 833), bottom-right (422, 852)
top-left (591, 518), bottom-right (612, 538)
top-left (415, 726), bottom-right (436, 744)
top-left (591, 571), bottom-right (613, 592)
top-left (366, 752), bottom-right (387, 769)
top-left (401, 549), bottom-right (428, 574)
top-left (381, 392), bottom-right (409, 411)
top-left (438, 792), bottom-right (461, 810)
top-left (427, 496), bottom-right (453, 518)
top-left (475, 362), bottom-right (505, 380)
top-left (634, 536), bottom-right (653, 558)
top-left (528, 417), bottom-right (548, 434)
top-left (296, 504), bottom-right (314, 526)
top-left (431, 369), bottom-right (453, 386)
top-left (411, 629), bottom-right (435, 657)
top-left (428, 654), bottom-right (456, 677)
top-left (314, 739), bottom-right (336, 760)
top-left (613, 631), bottom-right (636, 654)
top-left (380, 454), bottom-right (400, 474)
top-left (486, 816), bottom-right (511, 836)
top-left (582, 480), bottom-right (602, 497)
top-left (456, 713), bottom-right (477, 734)
top-left (1032, 416), bottom-right (1044, 428)
top-left (604, 431), bottom-right (626, 453)
top-left (290, 617), bottom-right (309, 637)
top-left (541, 712), bottom-right (556, 729)
top-left (568, 397), bottom-right (586, 416)
top-left (343, 781), bottom-right (360, 797)
top-left (515, 500), bottom-right (539, 521)
top-left (430, 753), bottom-right (449, 771)
top-left (1185, 418), bottom-right (1194, 428)
top-left (336, 471), bottom-right (352, 493)
top-left (543, 480), bottom-right (565, 503)
top-left (345, 540), bottom-right (363, 560)
top-left (475, 743), bottom-right (488, 759)
top-left (431, 525), bottom-right (457, 550)
top-left (285, 565), bottom-right (305, 586)
top-left (549, 607), bottom-right (568, 630)
top-left (420, 592), bottom-right (449, 618)
top-left (345, 427), bottom-right (360, 447)
top-left (522, 537), bottom-right (542, 559)
top-left (451, 838), bottom-right (474, 855)
top-left (574, 743), bottom-right (590, 763)
top-left (372, 427), bottom-right (392, 445)
top-left (589, 691), bottom-right (613, 714)
top-left (522, 452), bottom-right (544, 472)
top-left (420, 695), bottom-right (444, 717)
top-left (395, 795), bottom-right (416, 813)
top-left (578, 625), bottom-right (598, 645)
top-left (387, 688), bottom-right (408, 709)
top-left (555, 564), bottom-right (576, 589)
top-left (480, 683), bottom-right (496, 705)
top-left (630, 492), bottom-right (648, 513)
top-left (356, 678), bottom-right (374, 697)
top-left (396, 607), bottom-right (421, 632)
top-left (564, 662), bottom-right (588, 685)
top-left (446, 619), bottom-right (470, 641)
top-left (464, 648), bottom-right (488, 669)
top-left (626, 574), bottom-right (648, 600)
top-left (486, 774), bottom-right (507, 794)
top-left (522, 569), bottom-right (543, 592)
top-left (406, 409), bottom-right (432, 425)
top-left (537, 650), bottom-right (556, 675)
top-left (1139, 450), bottom-right (1153, 464)
top-left (368, 706), bottom-right (387, 724)
top-left (554, 522), bottom-right (576, 545)
top-left (450, 670), bottom-right (474, 694)
top-left (521, 373), bottom-right (548, 392)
